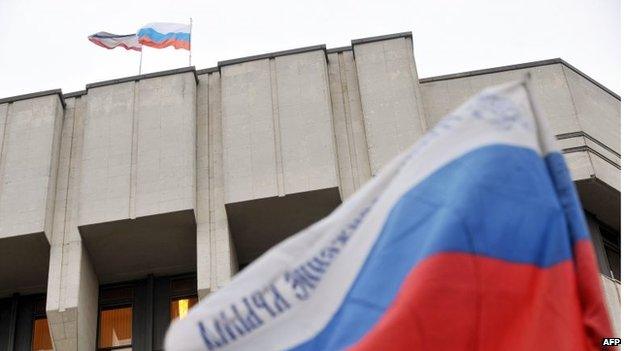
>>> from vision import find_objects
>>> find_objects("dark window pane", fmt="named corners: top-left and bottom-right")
top-left (600, 224), bottom-right (620, 281)
top-left (31, 317), bottom-right (53, 351)
top-left (170, 277), bottom-right (196, 296)
top-left (100, 286), bottom-right (133, 303)
top-left (606, 245), bottom-right (620, 281)
top-left (170, 296), bottom-right (198, 321)
top-left (98, 306), bottom-right (133, 349)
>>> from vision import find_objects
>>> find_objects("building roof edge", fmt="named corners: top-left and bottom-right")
top-left (351, 31), bottom-right (412, 45)
top-left (326, 46), bottom-right (353, 54)
top-left (86, 66), bottom-right (199, 90)
top-left (419, 58), bottom-right (620, 100)
top-left (218, 45), bottom-right (327, 67)
top-left (63, 90), bottom-right (87, 99)
top-left (0, 89), bottom-right (66, 108)
top-left (196, 66), bottom-right (219, 75)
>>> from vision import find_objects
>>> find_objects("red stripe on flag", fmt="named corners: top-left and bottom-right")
top-left (138, 37), bottom-right (190, 50)
top-left (349, 241), bottom-right (613, 351)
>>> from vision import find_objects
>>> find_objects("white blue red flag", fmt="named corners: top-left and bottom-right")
top-left (88, 32), bottom-right (142, 51)
top-left (137, 22), bottom-right (191, 50)
top-left (165, 80), bottom-right (613, 350)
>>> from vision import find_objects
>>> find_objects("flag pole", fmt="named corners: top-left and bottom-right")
top-left (189, 17), bottom-right (192, 66)
top-left (139, 49), bottom-right (144, 75)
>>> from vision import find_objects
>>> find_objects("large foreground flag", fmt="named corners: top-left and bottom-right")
top-left (88, 32), bottom-right (142, 51)
top-left (137, 22), bottom-right (191, 50)
top-left (166, 80), bottom-right (613, 350)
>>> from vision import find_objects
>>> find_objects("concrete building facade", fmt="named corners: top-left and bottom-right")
top-left (0, 32), bottom-right (620, 350)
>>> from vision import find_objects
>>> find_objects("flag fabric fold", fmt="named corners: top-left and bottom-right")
top-left (88, 32), bottom-right (142, 51)
top-left (165, 80), bottom-right (613, 351)
top-left (137, 22), bottom-right (191, 50)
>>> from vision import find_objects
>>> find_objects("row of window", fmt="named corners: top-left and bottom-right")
top-left (0, 274), bottom-right (198, 351)
top-left (0, 217), bottom-right (620, 350)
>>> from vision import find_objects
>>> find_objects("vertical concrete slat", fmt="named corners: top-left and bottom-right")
top-left (198, 71), bottom-right (238, 298)
top-left (47, 95), bottom-right (99, 351)
top-left (196, 73), bottom-right (212, 298)
top-left (209, 71), bottom-right (237, 292)
top-left (0, 103), bottom-right (8, 220)
top-left (327, 50), bottom-right (371, 198)
top-left (269, 58), bottom-right (286, 197)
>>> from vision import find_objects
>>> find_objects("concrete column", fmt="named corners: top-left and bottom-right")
top-left (78, 71), bottom-right (198, 284)
top-left (327, 49), bottom-right (371, 198)
top-left (352, 33), bottom-right (428, 175)
top-left (197, 71), bottom-right (237, 299)
top-left (220, 49), bottom-right (341, 267)
top-left (46, 95), bottom-right (99, 351)
top-left (221, 49), bottom-right (339, 204)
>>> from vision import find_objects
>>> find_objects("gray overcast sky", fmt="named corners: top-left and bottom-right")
top-left (0, 0), bottom-right (620, 98)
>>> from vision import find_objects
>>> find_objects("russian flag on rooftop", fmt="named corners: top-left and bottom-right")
top-left (165, 80), bottom-right (614, 350)
top-left (137, 22), bottom-right (191, 50)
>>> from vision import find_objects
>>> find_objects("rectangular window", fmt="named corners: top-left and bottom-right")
top-left (600, 224), bottom-right (621, 281)
top-left (170, 296), bottom-right (198, 321)
top-left (605, 243), bottom-right (621, 281)
top-left (98, 306), bottom-right (133, 350)
top-left (31, 317), bottom-right (53, 351)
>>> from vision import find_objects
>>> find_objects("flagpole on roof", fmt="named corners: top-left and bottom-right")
top-left (189, 17), bottom-right (193, 67)
top-left (139, 48), bottom-right (144, 75)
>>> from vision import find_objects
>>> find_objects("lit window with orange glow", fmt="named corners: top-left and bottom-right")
top-left (170, 296), bottom-right (198, 321)
top-left (98, 306), bottom-right (133, 350)
top-left (31, 317), bottom-right (53, 351)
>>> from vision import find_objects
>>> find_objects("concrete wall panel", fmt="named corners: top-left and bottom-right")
top-left (274, 51), bottom-right (338, 195)
top-left (79, 73), bottom-right (197, 225)
top-left (590, 153), bottom-right (620, 191)
top-left (353, 37), bottom-right (426, 174)
top-left (0, 95), bottom-right (63, 240)
top-left (563, 66), bottom-right (620, 154)
top-left (564, 151), bottom-right (594, 181)
top-left (222, 59), bottom-right (278, 203)
top-left (135, 73), bottom-right (196, 218)
top-left (79, 83), bottom-right (134, 225)
top-left (222, 50), bottom-right (339, 203)
top-left (421, 64), bottom-right (579, 136)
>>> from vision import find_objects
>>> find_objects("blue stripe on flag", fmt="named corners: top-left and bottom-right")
top-left (289, 145), bottom-right (587, 351)
top-left (137, 28), bottom-right (190, 43)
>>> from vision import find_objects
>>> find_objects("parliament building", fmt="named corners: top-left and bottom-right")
top-left (0, 32), bottom-right (619, 350)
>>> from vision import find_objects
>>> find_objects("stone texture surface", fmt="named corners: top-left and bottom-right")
top-left (327, 50), bottom-right (371, 198)
top-left (0, 94), bottom-right (62, 297)
top-left (0, 94), bottom-right (63, 240)
top-left (221, 50), bottom-right (338, 204)
top-left (197, 71), bottom-right (237, 299)
top-left (45, 96), bottom-right (98, 351)
top-left (79, 73), bottom-right (196, 226)
top-left (353, 37), bottom-right (427, 175)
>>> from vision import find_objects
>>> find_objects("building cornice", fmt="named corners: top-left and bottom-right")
top-left (86, 66), bottom-right (199, 90)
top-left (0, 89), bottom-right (66, 108)
top-left (420, 58), bottom-right (620, 101)
top-left (351, 31), bottom-right (412, 45)
top-left (217, 45), bottom-right (327, 68)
